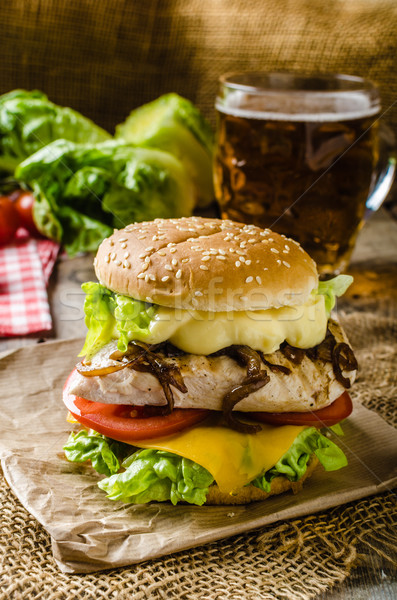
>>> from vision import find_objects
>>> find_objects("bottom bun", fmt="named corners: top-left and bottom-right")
top-left (205, 457), bottom-right (319, 505)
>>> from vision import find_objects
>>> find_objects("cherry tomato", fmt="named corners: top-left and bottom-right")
top-left (0, 196), bottom-right (20, 246)
top-left (63, 370), bottom-right (211, 442)
top-left (247, 391), bottom-right (353, 427)
top-left (14, 191), bottom-right (39, 236)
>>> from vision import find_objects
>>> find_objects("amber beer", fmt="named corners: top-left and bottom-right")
top-left (214, 73), bottom-right (381, 273)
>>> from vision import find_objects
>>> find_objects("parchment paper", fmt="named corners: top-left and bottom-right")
top-left (0, 339), bottom-right (396, 574)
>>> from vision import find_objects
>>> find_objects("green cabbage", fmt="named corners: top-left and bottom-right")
top-left (79, 282), bottom-right (157, 360)
top-left (116, 93), bottom-right (214, 207)
top-left (0, 89), bottom-right (110, 174)
top-left (16, 139), bottom-right (195, 254)
top-left (64, 427), bottom-right (347, 506)
top-left (317, 275), bottom-right (353, 315)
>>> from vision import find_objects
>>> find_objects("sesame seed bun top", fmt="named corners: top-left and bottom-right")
top-left (94, 217), bottom-right (318, 311)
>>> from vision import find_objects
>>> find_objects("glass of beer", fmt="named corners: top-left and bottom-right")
top-left (214, 72), bottom-right (395, 274)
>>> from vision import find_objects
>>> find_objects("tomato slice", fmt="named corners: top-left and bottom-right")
top-left (247, 391), bottom-right (353, 427)
top-left (63, 371), bottom-right (211, 442)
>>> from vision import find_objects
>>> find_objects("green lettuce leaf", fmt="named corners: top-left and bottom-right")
top-left (63, 430), bottom-right (130, 476)
top-left (16, 139), bottom-right (195, 254)
top-left (98, 449), bottom-right (214, 506)
top-left (253, 427), bottom-right (347, 493)
top-left (114, 294), bottom-right (157, 352)
top-left (79, 282), bottom-right (117, 360)
top-left (0, 89), bottom-right (110, 174)
top-left (116, 93), bottom-right (214, 207)
top-left (64, 425), bottom-right (347, 506)
top-left (79, 282), bottom-right (158, 359)
top-left (317, 275), bottom-right (353, 315)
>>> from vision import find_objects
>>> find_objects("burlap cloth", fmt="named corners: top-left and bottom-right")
top-left (1, 1), bottom-right (396, 132)
top-left (0, 309), bottom-right (396, 599)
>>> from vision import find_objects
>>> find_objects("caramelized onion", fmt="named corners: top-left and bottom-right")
top-left (222, 373), bottom-right (270, 433)
top-left (332, 343), bottom-right (358, 388)
top-left (76, 358), bottom-right (141, 377)
top-left (280, 343), bottom-right (305, 365)
top-left (212, 344), bottom-right (263, 377)
top-left (258, 351), bottom-right (291, 375)
top-left (108, 342), bottom-right (188, 414)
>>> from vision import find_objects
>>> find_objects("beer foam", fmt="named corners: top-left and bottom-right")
top-left (217, 91), bottom-right (380, 122)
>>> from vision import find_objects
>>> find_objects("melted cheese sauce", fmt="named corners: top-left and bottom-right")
top-left (119, 294), bottom-right (327, 355)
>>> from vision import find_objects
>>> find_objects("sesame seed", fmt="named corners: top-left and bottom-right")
top-left (277, 259), bottom-right (281, 265)
top-left (165, 264), bottom-right (173, 271)
top-left (201, 256), bottom-right (210, 261)
top-left (195, 291), bottom-right (203, 296)
top-left (118, 238), bottom-right (127, 242)
top-left (170, 248), bottom-right (177, 253)
top-left (105, 255), bottom-right (110, 263)
top-left (245, 259), bottom-right (251, 266)
top-left (120, 243), bottom-right (127, 249)
top-left (167, 243), bottom-right (175, 247)
top-left (137, 235), bottom-right (146, 240)
top-left (124, 261), bottom-right (131, 269)
top-left (148, 274), bottom-right (156, 281)
top-left (172, 258), bottom-right (178, 266)
top-left (263, 267), bottom-right (269, 271)
top-left (268, 238), bottom-right (274, 242)
top-left (236, 250), bottom-right (245, 256)
top-left (145, 246), bottom-right (154, 252)
top-left (235, 261), bottom-right (241, 267)
top-left (181, 258), bottom-right (189, 263)
top-left (142, 263), bottom-right (149, 272)
top-left (256, 276), bottom-right (262, 284)
top-left (229, 248), bottom-right (235, 253)
top-left (124, 252), bottom-right (130, 259)
top-left (109, 240), bottom-right (114, 246)
top-left (152, 235), bottom-right (158, 241)
top-left (146, 296), bottom-right (153, 303)
top-left (158, 251), bottom-right (166, 256)
top-left (110, 252), bottom-right (116, 260)
top-left (261, 239), bottom-right (269, 244)
top-left (270, 248), bottom-right (279, 254)
top-left (115, 260), bottom-right (122, 266)
top-left (200, 265), bottom-right (209, 271)
top-left (219, 249), bottom-right (226, 255)
top-left (161, 276), bottom-right (170, 282)
top-left (283, 261), bottom-right (291, 268)
top-left (138, 253), bottom-right (146, 259)
top-left (284, 245), bottom-right (290, 252)
top-left (137, 272), bottom-right (145, 279)
top-left (145, 256), bottom-right (151, 263)
top-left (248, 238), bottom-right (256, 244)
top-left (246, 276), bottom-right (253, 283)
top-left (216, 255), bottom-right (226, 260)
top-left (145, 274), bottom-right (150, 282)
top-left (175, 269), bottom-right (182, 279)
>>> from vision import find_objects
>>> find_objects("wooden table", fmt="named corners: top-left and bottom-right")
top-left (1, 209), bottom-right (396, 598)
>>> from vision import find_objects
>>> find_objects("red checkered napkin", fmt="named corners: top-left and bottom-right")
top-left (0, 234), bottom-right (59, 336)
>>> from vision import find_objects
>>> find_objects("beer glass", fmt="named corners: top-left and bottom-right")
top-left (214, 72), bottom-right (395, 274)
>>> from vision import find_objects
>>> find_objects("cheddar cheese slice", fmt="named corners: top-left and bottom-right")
top-left (133, 422), bottom-right (306, 494)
